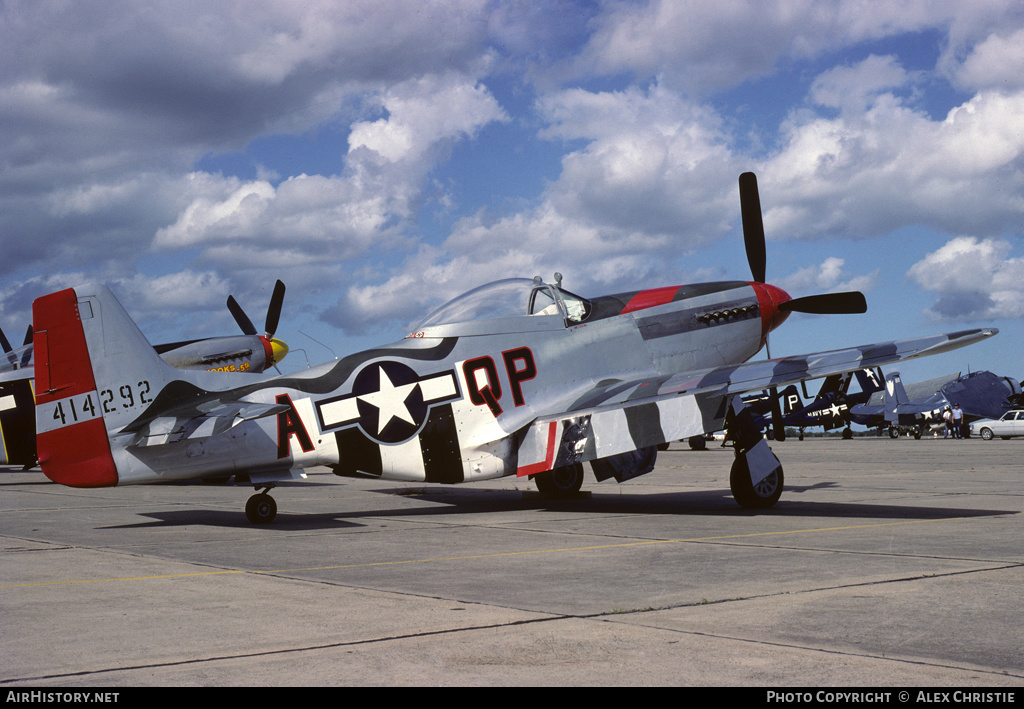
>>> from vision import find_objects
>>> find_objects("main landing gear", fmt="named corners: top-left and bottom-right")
top-left (532, 463), bottom-right (585, 497)
top-left (729, 455), bottom-right (784, 509)
top-left (726, 395), bottom-right (785, 510)
top-left (245, 485), bottom-right (278, 524)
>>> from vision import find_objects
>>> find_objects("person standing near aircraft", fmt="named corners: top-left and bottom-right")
top-left (943, 405), bottom-right (954, 438)
top-left (952, 404), bottom-right (964, 439)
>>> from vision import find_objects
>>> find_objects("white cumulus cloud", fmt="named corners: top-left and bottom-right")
top-left (907, 236), bottom-right (1024, 320)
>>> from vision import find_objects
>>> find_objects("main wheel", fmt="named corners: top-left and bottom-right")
top-left (245, 493), bottom-right (277, 524)
top-left (730, 457), bottom-right (784, 509)
top-left (888, 426), bottom-right (900, 439)
top-left (533, 463), bottom-right (584, 497)
top-left (980, 428), bottom-right (993, 441)
top-left (688, 435), bottom-right (707, 451)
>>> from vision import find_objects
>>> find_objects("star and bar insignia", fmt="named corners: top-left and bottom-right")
top-left (315, 361), bottom-right (461, 444)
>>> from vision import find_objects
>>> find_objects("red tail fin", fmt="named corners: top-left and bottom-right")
top-left (33, 288), bottom-right (118, 487)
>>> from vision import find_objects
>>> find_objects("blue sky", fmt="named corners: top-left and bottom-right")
top-left (2, 0), bottom-right (1022, 388)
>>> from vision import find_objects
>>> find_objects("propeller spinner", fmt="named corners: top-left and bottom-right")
top-left (227, 280), bottom-right (289, 368)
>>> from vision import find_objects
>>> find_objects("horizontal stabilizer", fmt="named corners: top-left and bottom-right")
top-left (120, 400), bottom-right (291, 447)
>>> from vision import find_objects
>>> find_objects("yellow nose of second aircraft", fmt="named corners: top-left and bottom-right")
top-left (269, 337), bottom-right (289, 365)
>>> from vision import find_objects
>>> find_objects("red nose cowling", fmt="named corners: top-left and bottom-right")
top-left (750, 282), bottom-right (792, 349)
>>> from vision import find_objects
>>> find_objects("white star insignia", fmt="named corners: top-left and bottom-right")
top-left (358, 368), bottom-right (418, 435)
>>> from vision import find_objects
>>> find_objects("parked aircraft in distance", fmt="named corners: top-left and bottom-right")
top-left (746, 368), bottom-right (884, 440)
top-left (850, 369), bottom-right (1022, 438)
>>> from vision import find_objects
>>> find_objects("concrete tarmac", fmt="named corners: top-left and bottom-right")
top-left (1, 437), bottom-right (1022, 687)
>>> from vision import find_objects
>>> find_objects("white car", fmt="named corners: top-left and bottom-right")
top-left (970, 409), bottom-right (1024, 440)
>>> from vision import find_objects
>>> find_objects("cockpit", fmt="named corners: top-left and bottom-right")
top-left (414, 277), bottom-right (592, 330)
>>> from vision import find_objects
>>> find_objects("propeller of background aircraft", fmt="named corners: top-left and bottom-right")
top-left (226, 279), bottom-right (289, 372)
top-left (738, 172), bottom-right (867, 440)
top-left (0, 325), bottom-right (33, 369)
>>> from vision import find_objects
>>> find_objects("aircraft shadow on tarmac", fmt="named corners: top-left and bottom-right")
top-left (97, 484), bottom-right (1016, 531)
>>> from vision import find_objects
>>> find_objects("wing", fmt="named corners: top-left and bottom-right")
top-left (515, 328), bottom-right (997, 475)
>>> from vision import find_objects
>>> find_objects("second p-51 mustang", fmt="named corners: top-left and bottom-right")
top-left (31, 174), bottom-right (997, 522)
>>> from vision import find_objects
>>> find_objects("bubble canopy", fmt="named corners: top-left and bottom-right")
top-left (414, 278), bottom-right (591, 329)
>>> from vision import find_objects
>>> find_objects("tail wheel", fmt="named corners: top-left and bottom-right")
top-left (730, 457), bottom-right (784, 509)
top-left (245, 493), bottom-right (277, 524)
top-left (533, 463), bottom-right (585, 497)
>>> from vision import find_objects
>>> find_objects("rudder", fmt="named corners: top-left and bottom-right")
top-left (882, 371), bottom-right (908, 424)
top-left (34, 287), bottom-right (118, 487)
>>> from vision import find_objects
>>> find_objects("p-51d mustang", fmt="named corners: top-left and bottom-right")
top-left (32, 174), bottom-right (997, 523)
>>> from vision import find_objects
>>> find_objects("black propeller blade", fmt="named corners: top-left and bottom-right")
top-left (780, 291), bottom-right (867, 315)
top-left (739, 172), bottom-right (767, 284)
top-left (739, 172), bottom-right (867, 314)
top-left (264, 280), bottom-right (285, 339)
top-left (227, 295), bottom-right (258, 336)
top-left (738, 171), bottom-right (865, 441)
top-left (0, 326), bottom-right (11, 353)
top-left (227, 280), bottom-right (286, 338)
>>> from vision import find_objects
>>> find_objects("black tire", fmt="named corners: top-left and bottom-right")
top-left (842, 427), bottom-right (853, 440)
top-left (980, 428), bottom-right (993, 441)
top-left (888, 426), bottom-right (900, 439)
top-left (730, 457), bottom-right (784, 509)
top-left (688, 435), bottom-right (707, 451)
top-left (534, 463), bottom-right (584, 496)
top-left (245, 493), bottom-right (277, 524)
